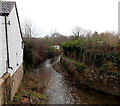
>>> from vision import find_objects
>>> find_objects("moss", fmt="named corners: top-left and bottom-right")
top-left (13, 93), bottom-right (21, 103)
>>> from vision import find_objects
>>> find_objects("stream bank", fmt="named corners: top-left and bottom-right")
top-left (60, 55), bottom-right (120, 97)
top-left (44, 56), bottom-right (120, 104)
top-left (53, 61), bottom-right (120, 104)
top-left (13, 56), bottom-right (120, 104)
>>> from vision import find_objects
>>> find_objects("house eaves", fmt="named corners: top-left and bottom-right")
top-left (0, 1), bottom-right (15, 16)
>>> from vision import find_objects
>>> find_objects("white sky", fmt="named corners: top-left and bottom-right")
top-left (12, 0), bottom-right (119, 36)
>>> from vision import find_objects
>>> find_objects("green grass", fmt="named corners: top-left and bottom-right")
top-left (13, 92), bottom-right (21, 103)
top-left (12, 71), bottom-right (47, 104)
top-left (62, 55), bottom-right (86, 73)
top-left (62, 55), bottom-right (83, 65)
top-left (24, 91), bottom-right (46, 104)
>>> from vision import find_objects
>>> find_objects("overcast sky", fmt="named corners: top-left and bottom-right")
top-left (12, 0), bottom-right (119, 36)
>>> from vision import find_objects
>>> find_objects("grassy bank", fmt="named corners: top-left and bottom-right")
top-left (12, 38), bottom-right (49, 104)
top-left (60, 55), bottom-right (120, 96)
top-left (12, 69), bottom-right (46, 104)
top-left (12, 37), bottom-right (63, 104)
top-left (53, 59), bottom-right (120, 104)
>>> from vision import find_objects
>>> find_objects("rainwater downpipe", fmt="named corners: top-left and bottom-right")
top-left (4, 15), bottom-right (13, 71)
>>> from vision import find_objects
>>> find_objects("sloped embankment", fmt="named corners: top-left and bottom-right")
top-left (12, 69), bottom-right (47, 104)
top-left (60, 56), bottom-right (120, 96)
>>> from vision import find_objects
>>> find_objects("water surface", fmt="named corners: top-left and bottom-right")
top-left (33, 56), bottom-right (120, 104)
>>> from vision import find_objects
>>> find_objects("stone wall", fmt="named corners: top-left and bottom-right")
top-left (0, 73), bottom-right (11, 105)
top-left (10, 64), bottom-right (23, 100)
top-left (0, 64), bottom-right (23, 105)
top-left (61, 56), bottom-right (120, 96)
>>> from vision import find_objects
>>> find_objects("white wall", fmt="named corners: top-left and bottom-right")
top-left (0, 5), bottom-right (23, 77)
top-left (7, 5), bottom-right (23, 76)
top-left (0, 17), bottom-right (7, 77)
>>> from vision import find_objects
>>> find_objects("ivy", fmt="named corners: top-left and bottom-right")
top-left (61, 38), bottom-right (120, 71)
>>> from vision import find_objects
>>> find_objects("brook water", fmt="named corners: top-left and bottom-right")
top-left (33, 56), bottom-right (120, 104)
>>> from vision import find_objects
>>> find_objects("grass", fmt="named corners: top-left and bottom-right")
top-left (12, 71), bottom-right (47, 104)
top-left (62, 55), bottom-right (86, 73)
top-left (62, 55), bottom-right (85, 66)
top-left (13, 92), bottom-right (21, 103)
top-left (62, 55), bottom-right (120, 75)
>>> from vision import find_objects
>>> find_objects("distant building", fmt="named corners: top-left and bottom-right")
top-left (52, 45), bottom-right (60, 50)
top-left (0, 1), bottom-right (23, 104)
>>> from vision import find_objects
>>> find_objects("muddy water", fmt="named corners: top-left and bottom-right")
top-left (33, 56), bottom-right (120, 104)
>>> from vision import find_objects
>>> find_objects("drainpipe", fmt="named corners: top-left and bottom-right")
top-left (4, 15), bottom-right (13, 71)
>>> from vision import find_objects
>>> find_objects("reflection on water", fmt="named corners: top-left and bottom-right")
top-left (33, 56), bottom-right (120, 104)
top-left (44, 68), bottom-right (81, 104)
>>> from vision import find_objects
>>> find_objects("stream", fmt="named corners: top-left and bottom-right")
top-left (33, 56), bottom-right (120, 104)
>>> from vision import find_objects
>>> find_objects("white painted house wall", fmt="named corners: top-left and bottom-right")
top-left (0, 5), bottom-right (23, 77)
top-left (7, 5), bottom-right (23, 76)
top-left (8, 5), bottom-right (23, 75)
top-left (0, 17), bottom-right (7, 77)
top-left (0, 17), bottom-right (3, 77)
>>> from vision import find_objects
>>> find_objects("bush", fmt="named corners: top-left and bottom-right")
top-left (23, 39), bottom-right (33, 68)
top-left (75, 64), bottom-right (85, 73)
top-left (47, 47), bottom-right (55, 58)
top-left (61, 38), bottom-right (120, 71)
top-left (23, 38), bottom-right (49, 70)
top-left (93, 52), bottom-right (104, 67)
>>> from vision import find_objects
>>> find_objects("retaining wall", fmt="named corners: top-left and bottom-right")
top-left (0, 64), bottom-right (23, 105)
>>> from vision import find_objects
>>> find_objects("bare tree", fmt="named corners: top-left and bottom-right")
top-left (86, 30), bottom-right (92, 38)
top-left (72, 26), bottom-right (87, 39)
top-left (99, 32), bottom-right (119, 46)
top-left (92, 31), bottom-right (99, 39)
top-left (22, 19), bottom-right (41, 38)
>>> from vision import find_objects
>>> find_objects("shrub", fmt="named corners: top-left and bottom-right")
top-left (23, 39), bottom-right (33, 68)
top-left (93, 52), bottom-right (104, 67)
top-left (75, 64), bottom-right (85, 73)
top-left (23, 38), bottom-right (48, 69)
top-left (47, 47), bottom-right (55, 58)
top-left (61, 38), bottom-right (120, 71)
